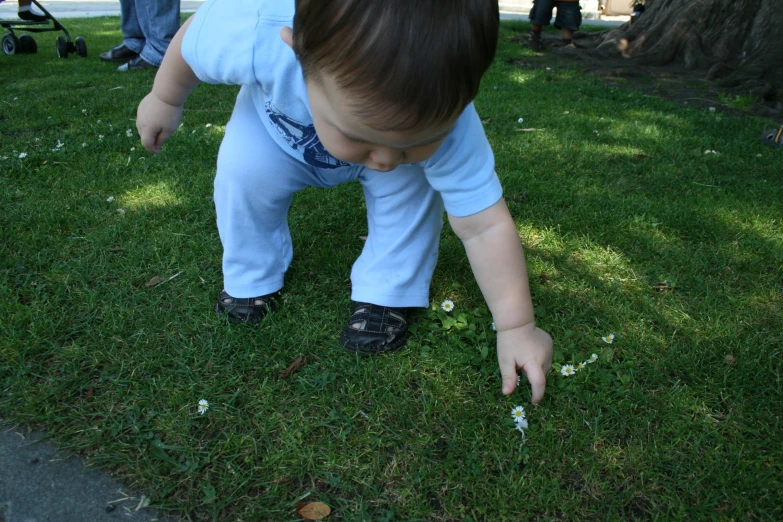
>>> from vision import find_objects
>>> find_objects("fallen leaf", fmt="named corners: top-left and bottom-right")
top-left (85, 386), bottom-right (95, 400)
top-left (145, 276), bottom-right (164, 287)
top-left (280, 355), bottom-right (305, 379)
top-left (297, 501), bottom-right (331, 520)
top-left (725, 354), bottom-right (736, 366)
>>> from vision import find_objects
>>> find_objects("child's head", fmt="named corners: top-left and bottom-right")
top-left (284, 0), bottom-right (499, 171)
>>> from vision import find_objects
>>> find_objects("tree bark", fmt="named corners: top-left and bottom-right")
top-left (594, 0), bottom-right (782, 101)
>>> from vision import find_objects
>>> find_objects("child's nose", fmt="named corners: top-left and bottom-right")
top-left (369, 147), bottom-right (402, 168)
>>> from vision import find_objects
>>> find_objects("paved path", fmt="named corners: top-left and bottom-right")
top-left (0, 422), bottom-right (176, 522)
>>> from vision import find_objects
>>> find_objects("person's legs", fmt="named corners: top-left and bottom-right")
top-left (528, 0), bottom-right (556, 51)
top-left (339, 164), bottom-right (444, 354)
top-left (99, 0), bottom-right (141, 62)
top-left (351, 166), bottom-right (444, 308)
top-left (553, 1), bottom-right (582, 46)
top-left (215, 88), bottom-right (315, 303)
top-left (134, 0), bottom-right (180, 67)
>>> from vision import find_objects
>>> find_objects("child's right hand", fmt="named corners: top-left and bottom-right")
top-left (136, 93), bottom-right (184, 154)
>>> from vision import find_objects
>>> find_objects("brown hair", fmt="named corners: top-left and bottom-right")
top-left (293, 0), bottom-right (499, 131)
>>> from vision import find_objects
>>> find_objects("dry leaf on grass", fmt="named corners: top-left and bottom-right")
top-left (280, 355), bottom-right (305, 379)
top-left (725, 354), bottom-right (737, 366)
top-left (145, 276), bottom-right (164, 287)
top-left (296, 501), bottom-right (331, 520)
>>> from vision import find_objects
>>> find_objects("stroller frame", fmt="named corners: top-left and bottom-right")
top-left (1, 0), bottom-right (86, 57)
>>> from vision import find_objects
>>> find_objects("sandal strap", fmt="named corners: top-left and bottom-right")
top-left (345, 302), bottom-right (407, 335)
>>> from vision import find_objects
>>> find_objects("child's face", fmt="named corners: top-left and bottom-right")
top-left (306, 74), bottom-right (456, 172)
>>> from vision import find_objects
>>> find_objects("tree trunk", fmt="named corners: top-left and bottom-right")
top-left (594, 0), bottom-right (782, 101)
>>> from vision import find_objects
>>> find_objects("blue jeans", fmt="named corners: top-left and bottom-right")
top-left (120, 0), bottom-right (180, 66)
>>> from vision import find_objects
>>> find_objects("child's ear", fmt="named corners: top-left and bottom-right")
top-left (280, 26), bottom-right (294, 49)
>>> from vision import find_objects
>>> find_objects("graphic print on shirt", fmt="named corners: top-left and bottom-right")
top-left (265, 102), bottom-right (349, 169)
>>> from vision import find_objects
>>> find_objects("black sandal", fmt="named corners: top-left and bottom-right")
top-left (340, 302), bottom-right (409, 355)
top-left (215, 290), bottom-right (276, 323)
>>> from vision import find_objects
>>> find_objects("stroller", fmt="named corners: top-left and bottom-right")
top-left (0, 0), bottom-right (86, 58)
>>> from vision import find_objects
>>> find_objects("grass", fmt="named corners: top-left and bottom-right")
top-left (2, 16), bottom-right (782, 521)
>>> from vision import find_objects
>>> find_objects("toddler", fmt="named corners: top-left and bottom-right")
top-left (136, 0), bottom-right (553, 402)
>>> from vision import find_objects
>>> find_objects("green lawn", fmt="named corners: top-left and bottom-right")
top-left (1, 17), bottom-right (781, 521)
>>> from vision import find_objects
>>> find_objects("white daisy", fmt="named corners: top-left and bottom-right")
top-left (602, 333), bottom-right (615, 344)
top-left (18, 152), bottom-right (27, 159)
top-left (511, 406), bottom-right (526, 422)
top-left (561, 364), bottom-right (576, 377)
top-left (577, 362), bottom-right (586, 371)
top-left (588, 353), bottom-right (598, 363)
top-left (126, 129), bottom-right (133, 137)
top-left (106, 196), bottom-right (115, 202)
top-left (517, 118), bottom-right (524, 123)
top-left (205, 123), bottom-right (212, 128)
top-left (440, 299), bottom-right (454, 312)
top-left (197, 399), bottom-right (209, 415)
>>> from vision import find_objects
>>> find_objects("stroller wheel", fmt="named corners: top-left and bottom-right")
top-left (75, 36), bottom-right (87, 58)
top-left (20, 34), bottom-right (38, 55)
top-left (56, 36), bottom-right (68, 58)
top-left (2, 34), bottom-right (20, 56)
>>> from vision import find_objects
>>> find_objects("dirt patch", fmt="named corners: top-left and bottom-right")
top-left (507, 29), bottom-right (783, 122)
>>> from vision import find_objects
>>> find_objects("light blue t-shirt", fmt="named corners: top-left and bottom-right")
top-left (181, 0), bottom-right (502, 217)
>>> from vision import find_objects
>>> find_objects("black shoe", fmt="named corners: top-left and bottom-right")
top-left (215, 290), bottom-right (277, 323)
top-left (530, 30), bottom-right (542, 52)
top-left (99, 43), bottom-right (138, 62)
top-left (18, 10), bottom-right (47, 22)
top-left (340, 302), bottom-right (409, 355)
top-left (117, 55), bottom-right (156, 71)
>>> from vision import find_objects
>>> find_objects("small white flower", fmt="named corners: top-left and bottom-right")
top-left (708, 107), bottom-right (716, 112)
top-left (205, 123), bottom-right (212, 128)
top-left (491, 322), bottom-right (496, 331)
top-left (98, 134), bottom-right (104, 140)
top-left (593, 130), bottom-right (600, 136)
top-left (97, 119), bottom-right (101, 123)
top-left (18, 152), bottom-right (27, 159)
top-left (198, 399), bottom-right (209, 415)
top-left (546, 67), bottom-right (551, 71)
top-left (126, 129), bottom-right (133, 137)
top-left (588, 353), bottom-right (598, 363)
top-left (116, 208), bottom-right (126, 216)
top-left (55, 140), bottom-right (64, 149)
top-left (577, 362), bottom-right (586, 371)
top-left (756, 153), bottom-right (762, 158)
top-left (82, 109), bottom-right (87, 114)
top-left (82, 143), bottom-right (87, 147)
top-left (130, 147), bottom-right (135, 152)
top-left (561, 364), bottom-right (576, 377)
top-left (602, 333), bottom-right (615, 344)
top-left (511, 406), bottom-right (526, 422)
top-left (704, 150), bottom-right (718, 155)
top-left (440, 299), bottom-right (454, 312)
top-left (563, 111), bottom-right (569, 115)
top-left (517, 118), bottom-right (524, 123)
top-left (106, 196), bottom-right (115, 202)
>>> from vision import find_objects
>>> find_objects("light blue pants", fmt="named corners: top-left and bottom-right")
top-left (215, 87), bottom-right (445, 307)
top-left (120, 0), bottom-right (180, 66)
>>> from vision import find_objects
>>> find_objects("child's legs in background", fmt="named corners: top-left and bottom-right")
top-left (351, 166), bottom-right (445, 308)
top-left (215, 87), bottom-right (315, 298)
top-left (529, 0), bottom-right (556, 32)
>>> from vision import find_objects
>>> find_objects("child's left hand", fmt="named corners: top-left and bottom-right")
top-left (497, 323), bottom-right (553, 403)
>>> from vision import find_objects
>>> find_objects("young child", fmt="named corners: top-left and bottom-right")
top-left (136, 0), bottom-right (553, 403)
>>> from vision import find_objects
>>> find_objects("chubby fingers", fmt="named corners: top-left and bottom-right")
top-left (139, 126), bottom-right (162, 154)
top-left (499, 355), bottom-right (519, 396)
top-left (523, 364), bottom-right (547, 404)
